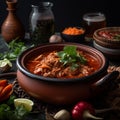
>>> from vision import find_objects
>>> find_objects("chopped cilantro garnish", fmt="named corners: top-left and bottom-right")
top-left (57, 46), bottom-right (87, 70)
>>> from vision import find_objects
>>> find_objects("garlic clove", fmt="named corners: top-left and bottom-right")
top-left (49, 34), bottom-right (63, 43)
top-left (54, 109), bottom-right (71, 120)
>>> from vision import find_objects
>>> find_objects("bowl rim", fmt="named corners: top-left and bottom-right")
top-left (61, 32), bottom-right (84, 37)
top-left (93, 34), bottom-right (120, 49)
top-left (93, 27), bottom-right (120, 43)
top-left (93, 41), bottom-right (120, 54)
top-left (16, 43), bottom-right (109, 83)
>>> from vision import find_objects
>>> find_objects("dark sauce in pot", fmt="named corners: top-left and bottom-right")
top-left (98, 30), bottom-right (120, 40)
top-left (30, 19), bottom-right (55, 44)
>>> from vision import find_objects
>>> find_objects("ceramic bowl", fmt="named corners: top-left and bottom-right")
top-left (93, 27), bottom-right (120, 60)
top-left (16, 43), bottom-right (112, 105)
top-left (61, 27), bottom-right (85, 43)
top-left (93, 27), bottom-right (120, 49)
top-left (93, 41), bottom-right (120, 61)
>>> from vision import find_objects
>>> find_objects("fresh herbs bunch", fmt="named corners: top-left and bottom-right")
top-left (0, 40), bottom-right (30, 61)
top-left (0, 95), bottom-right (46, 120)
top-left (57, 46), bottom-right (87, 70)
top-left (0, 95), bottom-right (29, 120)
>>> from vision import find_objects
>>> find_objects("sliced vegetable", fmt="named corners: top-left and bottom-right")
top-left (0, 102), bottom-right (30, 120)
top-left (0, 84), bottom-right (13, 98)
top-left (0, 80), bottom-right (8, 94)
top-left (72, 101), bottom-right (103, 120)
top-left (0, 95), bottom-right (33, 120)
top-left (0, 58), bottom-right (12, 73)
top-left (14, 98), bottom-right (34, 112)
top-left (0, 79), bottom-right (13, 102)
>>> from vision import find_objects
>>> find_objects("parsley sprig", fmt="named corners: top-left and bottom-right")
top-left (0, 40), bottom-right (32, 61)
top-left (57, 46), bottom-right (87, 70)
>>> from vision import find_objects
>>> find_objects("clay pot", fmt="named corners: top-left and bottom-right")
top-left (1, 0), bottom-right (25, 42)
top-left (93, 27), bottom-right (120, 60)
top-left (16, 43), bottom-right (119, 105)
top-left (93, 27), bottom-right (120, 49)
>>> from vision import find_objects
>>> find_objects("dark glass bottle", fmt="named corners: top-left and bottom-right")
top-left (29, 2), bottom-right (55, 45)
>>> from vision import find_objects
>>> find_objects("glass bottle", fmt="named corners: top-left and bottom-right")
top-left (1, 0), bottom-right (25, 43)
top-left (29, 2), bottom-right (55, 45)
top-left (82, 12), bottom-right (106, 40)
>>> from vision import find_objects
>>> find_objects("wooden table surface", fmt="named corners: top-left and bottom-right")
top-left (0, 34), bottom-right (120, 120)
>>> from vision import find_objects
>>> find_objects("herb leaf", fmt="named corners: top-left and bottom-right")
top-left (57, 46), bottom-right (87, 69)
top-left (0, 39), bottom-right (33, 61)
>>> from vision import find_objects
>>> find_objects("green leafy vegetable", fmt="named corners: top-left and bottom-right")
top-left (13, 105), bottom-right (30, 120)
top-left (0, 95), bottom-right (46, 120)
top-left (0, 104), bottom-right (11, 120)
top-left (0, 39), bottom-right (32, 61)
top-left (57, 46), bottom-right (87, 70)
top-left (6, 95), bottom-right (16, 106)
top-left (0, 95), bottom-right (30, 120)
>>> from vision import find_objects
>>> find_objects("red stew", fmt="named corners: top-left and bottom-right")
top-left (26, 50), bottom-right (100, 79)
top-left (98, 30), bottom-right (120, 40)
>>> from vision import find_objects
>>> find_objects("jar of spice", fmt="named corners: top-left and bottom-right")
top-left (29, 2), bottom-right (55, 45)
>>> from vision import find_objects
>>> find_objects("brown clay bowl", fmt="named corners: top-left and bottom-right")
top-left (93, 27), bottom-right (120, 60)
top-left (16, 43), bottom-right (118, 105)
top-left (93, 41), bottom-right (120, 61)
top-left (93, 27), bottom-right (120, 49)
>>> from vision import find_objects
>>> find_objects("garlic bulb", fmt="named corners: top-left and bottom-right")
top-left (49, 34), bottom-right (63, 43)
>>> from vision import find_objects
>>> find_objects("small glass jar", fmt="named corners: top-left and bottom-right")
top-left (82, 12), bottom-right (106, 41)
top-left (29, 2), bottom-right (55, 45)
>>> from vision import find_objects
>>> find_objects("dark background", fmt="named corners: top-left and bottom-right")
top-left (0, 0), bottom-right (120, 32)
